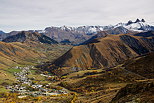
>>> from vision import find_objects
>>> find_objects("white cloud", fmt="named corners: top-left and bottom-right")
top-left (0, 0), bottom-right (153, 32)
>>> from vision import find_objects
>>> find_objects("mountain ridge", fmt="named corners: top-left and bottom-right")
top-left (45, 31), bottom-right (154, 75)
top-left (1, 19), bottom-right (154, 45)
top-left (2, 31), bottom-right (58, 44)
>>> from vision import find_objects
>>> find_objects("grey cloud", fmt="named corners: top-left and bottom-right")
top-left (0, 0), bottom-right (153, 32)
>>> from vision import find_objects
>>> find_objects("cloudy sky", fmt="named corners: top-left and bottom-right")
top-left (0, 0), bottom-right (153, 32)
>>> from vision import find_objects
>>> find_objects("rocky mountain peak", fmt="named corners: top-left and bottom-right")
top-left (127, 20), bottom-right (133, 25)
top-left (141, 19), bottom-right (145, 22)
top-left (135, 18), bottom-right (141, 23)
top-left (127, 19), bottom-right (146, 25)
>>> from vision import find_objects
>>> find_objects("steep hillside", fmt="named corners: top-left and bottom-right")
top-left (111, 80), bottom-right (154, 103)
top-left (123, 52), bottom-right (154, 79)
top-left (0, 42), bottom-right (45, 67)
top-left (2, 31), bottom-right (58, 44)
top-left (47, 32), bottom-right (154, 75)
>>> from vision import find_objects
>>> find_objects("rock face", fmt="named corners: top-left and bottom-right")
top-left (48, 32), bottom-right (154, 75)
top-left (2, 31), bottom-right (58, 44)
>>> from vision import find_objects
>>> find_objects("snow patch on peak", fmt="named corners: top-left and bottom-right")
top-left (114, 20), bottom-right (154, 32)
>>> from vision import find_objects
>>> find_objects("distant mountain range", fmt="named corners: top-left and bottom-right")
top-left (1, 19), bottom-right (154, 45)
top-left (2, 31), bottom-right (58, 44)
top-left (115, 19), bottom-right (154, 31)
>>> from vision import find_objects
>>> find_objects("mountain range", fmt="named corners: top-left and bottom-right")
top-left (1, 19), bottom-right (154, 45)
top-left (0, 19), bottom-right (154, 102)
top-left (43, 31), bottom-right (154, 75)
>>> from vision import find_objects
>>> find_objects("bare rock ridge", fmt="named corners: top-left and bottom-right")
top-left (48, 31), bottom-right (154, 75)
top-left (2, 31), bottom-right (58, 44)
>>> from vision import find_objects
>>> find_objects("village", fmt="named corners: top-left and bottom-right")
top-left (6, 66), bottom-right (68, 98)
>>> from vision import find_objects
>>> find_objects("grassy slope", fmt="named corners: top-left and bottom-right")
top-left (123, 52), bottom-right (154, 79)
top-left (54, 64), bottom-right (145, 103)
top-left (111, 80), bottom-right (154, 103)
top-left (0, 41), bottom-right (72, 92)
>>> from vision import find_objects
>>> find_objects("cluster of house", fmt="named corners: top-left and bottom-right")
top-left (6, 84), bottom-right (67, 97)
top-left (6, 66), bottom-right (68, 98)
top-left (6, 85), bottom-right (27, 93)
top-left (14, 66), bottom-right (34, 70)
top-left (14, 66), bottom-right (32, 85)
